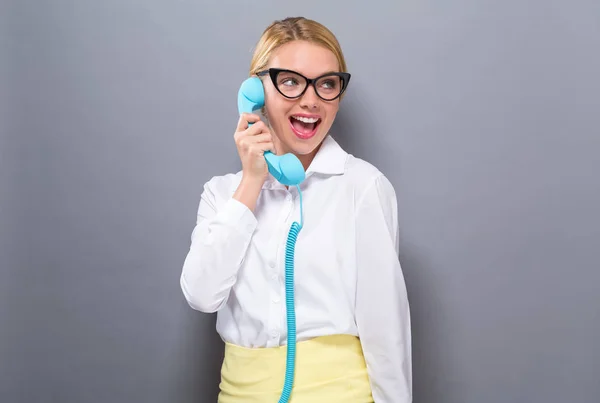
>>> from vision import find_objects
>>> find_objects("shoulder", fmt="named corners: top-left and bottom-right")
top-left (344, 154), bottom-right (397, 204)
top-left (344, 156), bottom-right (399, 238)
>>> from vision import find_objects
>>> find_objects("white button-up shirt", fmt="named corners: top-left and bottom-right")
top-left (180, 135), bottom-right (412, 402)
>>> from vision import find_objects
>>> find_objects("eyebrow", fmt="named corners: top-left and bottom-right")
top-left (279, 68), bottom-right (341, 77)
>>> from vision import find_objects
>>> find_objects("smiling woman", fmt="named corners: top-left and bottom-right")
top-left (248, 34), bottom-right (349, 170)
top-left (179, 16), bottom-right (412, 403)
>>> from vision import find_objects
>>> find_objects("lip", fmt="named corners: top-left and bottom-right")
top-left (289, 115), bottom-right (321, 140)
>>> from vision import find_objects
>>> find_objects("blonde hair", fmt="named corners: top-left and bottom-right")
top-left (249, 17), bottom-right (348, 76)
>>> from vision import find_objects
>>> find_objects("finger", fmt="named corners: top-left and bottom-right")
top-left (244, 136), bottom-right (273, 152)
top-left (236, 133), bottom-right (271, 150)
top-left (256, 141), bottom-right (275, 154)
top-left (236, 118), bottom-right (264, 138)
top-left (235, 123), bottom-right (266, 143)
top-left (236, 113), bottom-right (261, 132)
top-left (251, 133), bottom-right (272, 143)
top-left (244, 120), bottom-right (268, 136)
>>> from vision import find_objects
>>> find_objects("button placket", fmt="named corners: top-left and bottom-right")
top-left (273, 189), bottom-right (296, 345)
top-left (266, 248), bottom-right (280, 347)
top-left (266, 194), bottom-right (290, 347)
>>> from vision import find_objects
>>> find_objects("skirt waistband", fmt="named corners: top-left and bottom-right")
top-left (218, 334), bottom-right (374, 403)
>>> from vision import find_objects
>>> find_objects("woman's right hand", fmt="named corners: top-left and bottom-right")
top-left (234, 113), bottom-right (274, 182)
top-left (232, 114), bottom-right (274, 210)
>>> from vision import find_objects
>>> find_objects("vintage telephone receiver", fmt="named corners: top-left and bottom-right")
top-left (237, 77), bottom-right (306, 186)
top-left (238, 76), bottom-right (305, 403)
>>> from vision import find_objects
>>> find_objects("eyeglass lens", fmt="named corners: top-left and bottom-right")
top-left (275, 71), bottom-right (343, 100)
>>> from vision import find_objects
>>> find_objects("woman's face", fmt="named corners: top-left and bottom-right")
top-left (262, 40), bottom-right (342, 168)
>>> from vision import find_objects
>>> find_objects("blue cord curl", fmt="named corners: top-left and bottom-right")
top-left (277, 185), bottom-right (303, 403)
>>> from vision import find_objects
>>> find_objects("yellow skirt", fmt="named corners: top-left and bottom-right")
top-left (218, 334), bottom-right (374, 403)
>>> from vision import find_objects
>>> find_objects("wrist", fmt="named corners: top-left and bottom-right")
top-left (233, 175), bottom-right (264, 212)
top-left (240, 173), bottom-right (266, 189)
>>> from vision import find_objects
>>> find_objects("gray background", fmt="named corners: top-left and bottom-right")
top-left (1, 0), bottom-right (599, 402)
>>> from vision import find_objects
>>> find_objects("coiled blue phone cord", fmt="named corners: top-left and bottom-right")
top-left (278, 184), bottom-right (303, 403)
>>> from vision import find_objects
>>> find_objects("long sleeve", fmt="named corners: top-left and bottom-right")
top-left (355, 174), bottom-right (412, 402)
top-left (180, 178), bottom-right (258, 313)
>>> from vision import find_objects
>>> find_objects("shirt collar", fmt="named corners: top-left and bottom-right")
top-left (262, 134), bottom-right (348, 189)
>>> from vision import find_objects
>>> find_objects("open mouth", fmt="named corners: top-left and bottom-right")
top-left (289, 115), bottom-right (321, 139)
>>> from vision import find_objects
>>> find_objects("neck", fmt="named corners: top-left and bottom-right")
top-left (297, 150), bottom-right (317, 172)
top-left (272, 136), bottom-right (322, 173)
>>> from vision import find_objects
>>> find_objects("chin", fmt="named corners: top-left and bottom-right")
top-left (281, 135), bottom-right (324, 157)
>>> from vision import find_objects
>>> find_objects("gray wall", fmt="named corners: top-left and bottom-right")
top-left (1, 1), bottom-right (599, 402)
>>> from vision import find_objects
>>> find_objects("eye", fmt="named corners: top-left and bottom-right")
top-left (280, 77), bottom-right (299, 86)
top-left (322, 80), bottom-right (335, 88)
top-left (319, 79), bottom-right (338, 91)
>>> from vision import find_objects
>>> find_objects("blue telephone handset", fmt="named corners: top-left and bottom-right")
top-left (237, 77), bottom-right (303, 403)
top-left (237, 77), bottom-right (306, 186)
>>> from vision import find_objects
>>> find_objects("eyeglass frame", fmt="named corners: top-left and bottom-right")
top-left (256, 68), bottom-right (351, 101)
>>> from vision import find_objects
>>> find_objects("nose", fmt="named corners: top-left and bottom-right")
top-left (299, 84), bottom-right (320, 109)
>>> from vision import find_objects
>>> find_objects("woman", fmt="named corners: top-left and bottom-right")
top-left (180, 16), bottom-right (412, 403)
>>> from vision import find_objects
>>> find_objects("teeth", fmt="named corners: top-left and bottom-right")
top-left (292, 116), bottom-right (319, 124)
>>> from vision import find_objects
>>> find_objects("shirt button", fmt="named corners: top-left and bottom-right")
top-left (271, 273), bottom-right (278, 280)
top-left (271, 330), bottom-right (278, 338)
top-left (269, 260), bottom-right (275, 268)
top-left (272, 296), bottom-right (280, 303)
top-left (286, 195), bottom-right (291, 201)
